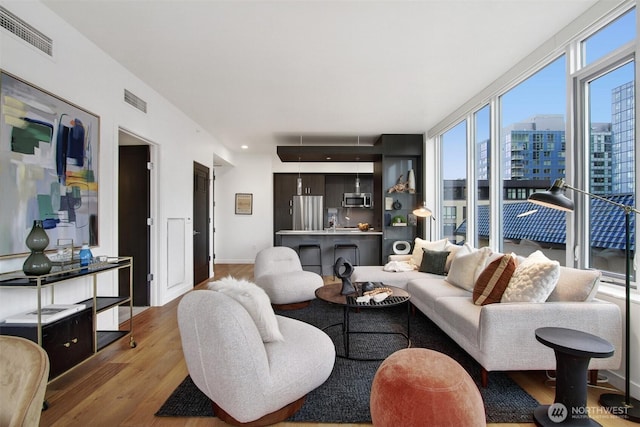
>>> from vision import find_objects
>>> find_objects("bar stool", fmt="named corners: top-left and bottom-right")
top-left (298, 243), bottom-right (323, 275)
top-left (333, 242), bottom-right (359, 278)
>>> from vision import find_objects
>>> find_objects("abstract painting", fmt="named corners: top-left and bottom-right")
top-left (0, 71), bottom-right (100, 257)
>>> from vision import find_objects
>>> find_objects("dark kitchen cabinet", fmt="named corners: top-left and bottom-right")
top-left (325, 174), bottom-right (374, 208)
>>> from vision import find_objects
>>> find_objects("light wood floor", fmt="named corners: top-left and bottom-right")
top-left (41, 264), bottom-right (634, 427)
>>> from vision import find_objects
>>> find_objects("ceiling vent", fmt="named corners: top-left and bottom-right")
top-left (124, 89), bottom-right (147, 113)
top-left (0, 6), bottom-right (52, 56)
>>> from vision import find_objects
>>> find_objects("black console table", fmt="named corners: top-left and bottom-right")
top-left (0, 257), bottom-right (135, 379)
top-left (534, 327), bottom-right (614, 426)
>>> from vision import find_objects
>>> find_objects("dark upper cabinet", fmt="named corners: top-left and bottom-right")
top-left (322, 174), bottom-right (374, 209)
top-left (299, 174), bottom-right (324, 195)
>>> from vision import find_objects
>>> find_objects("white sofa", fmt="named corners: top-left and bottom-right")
top-left (352, 240), bottom-right (622, 386)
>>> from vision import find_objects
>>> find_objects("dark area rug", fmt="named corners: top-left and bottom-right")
top-left (156, 299), bottom-right (539, 423)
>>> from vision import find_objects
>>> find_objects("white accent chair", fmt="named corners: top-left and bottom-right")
top-left (254, 246), bottom-right (323, 309)
top-left (178, 290), bottom-right (335, 426)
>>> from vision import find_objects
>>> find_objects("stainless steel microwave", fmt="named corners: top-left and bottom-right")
top-left (342, 193), bottom-right (373, 208)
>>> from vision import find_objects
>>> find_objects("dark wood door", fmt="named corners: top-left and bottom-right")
top-left (193, 162), bottom-right (210, 285)
top-left (118, 145), bottom-right (150, 306)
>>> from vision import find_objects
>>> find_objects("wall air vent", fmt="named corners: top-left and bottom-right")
top-left (124, 89), bottom-right (147, 113)
top-left (0, 6), bottom-right (53, 56)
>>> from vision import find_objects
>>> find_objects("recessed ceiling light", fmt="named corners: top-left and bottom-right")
top-left (326, 156), bottom-right (332, 160)
top-left (241, 145), bottom-right (248, 150)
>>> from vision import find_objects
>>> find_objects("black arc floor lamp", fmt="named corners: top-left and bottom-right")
top-left (413, 202), bottom-right (436, 241)
top-left (529, 178), bottom-right (639, 423)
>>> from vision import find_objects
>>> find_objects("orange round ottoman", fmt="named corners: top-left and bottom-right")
top-left (370, 348), bottom-right (486, 427)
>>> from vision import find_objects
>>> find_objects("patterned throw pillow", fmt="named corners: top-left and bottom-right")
top-left (419, 248), bottom-right (451, 275)
top-left (473, 254), bottom-right (517, 305)
top-left (501, 250), bottom-right (560, 303)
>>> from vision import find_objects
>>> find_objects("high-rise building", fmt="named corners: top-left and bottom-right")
top-left (589, 123), bottom-right (613, 195)
top-left (477, 115), bottom-right (567, 182)
top-left (611, 81), bottom-right (635, 195)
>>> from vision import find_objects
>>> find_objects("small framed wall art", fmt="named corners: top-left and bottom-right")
top-left (235, 193), bottom-right (253, 215)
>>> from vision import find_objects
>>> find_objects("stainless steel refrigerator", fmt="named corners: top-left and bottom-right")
top-left (292, 195), bottom-right (324, 230)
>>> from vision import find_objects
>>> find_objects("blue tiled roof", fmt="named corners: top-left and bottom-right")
top-left (455, 195), bottom-right (635, 251)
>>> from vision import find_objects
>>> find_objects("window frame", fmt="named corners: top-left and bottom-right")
top-left (428, 2), bottom-right (637, 286)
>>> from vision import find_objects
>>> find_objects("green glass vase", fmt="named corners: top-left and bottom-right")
top-left (23, 220), bottom-right (52, 276)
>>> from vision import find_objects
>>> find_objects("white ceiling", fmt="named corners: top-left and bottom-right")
top-left (42, 0), bottom-right (599, 154)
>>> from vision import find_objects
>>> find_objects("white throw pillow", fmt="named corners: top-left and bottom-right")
top-left (444, 242), bottom-right (473, 272)
top-left (208, 276), bottom-right (284, 342)
top-left (445, 246), bottom-right (493, 292)
top-left (501, 250), bottom-right (560, 303)
top-left (410, 238), bottom-right (448, 268)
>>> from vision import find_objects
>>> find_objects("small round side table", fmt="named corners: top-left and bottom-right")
top-left (534, 327), bottom-right (614, 427)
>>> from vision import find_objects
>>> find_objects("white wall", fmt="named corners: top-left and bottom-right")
top-left (0, 0), bottom-right (234, 321)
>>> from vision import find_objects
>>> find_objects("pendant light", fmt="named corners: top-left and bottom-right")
top-left (297, 136), bottom-right (303, 195)
top-left (355, 136), bottom-right (361, 194)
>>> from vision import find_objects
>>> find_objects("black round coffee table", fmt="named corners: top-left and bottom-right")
top-left (315, 282), bottom-right (411, 360)
top-left (533, 327), bottom-right (614, 426)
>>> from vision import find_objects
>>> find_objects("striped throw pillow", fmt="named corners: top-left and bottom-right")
top-left (473, 254), bottom-right (517, 305)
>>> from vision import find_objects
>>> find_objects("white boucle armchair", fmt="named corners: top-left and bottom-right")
top-left (178, 290), bottom-right (335, 426)
top-left (254, 246), bottom-right (323, 309)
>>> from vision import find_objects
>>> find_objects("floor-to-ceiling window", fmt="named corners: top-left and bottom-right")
top-left (441, 121), bottom-right (467, 243)
top-left (577, 8), bottom-right (636, 280)
top-left (430, 3), bottom-right (636, 280)
top-left (499, 56), bottom-right (567, 263)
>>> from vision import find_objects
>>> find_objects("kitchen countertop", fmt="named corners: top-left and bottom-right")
top-left (276, 229), bottom-right (382, 235)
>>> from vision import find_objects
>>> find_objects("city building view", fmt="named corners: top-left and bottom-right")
top-left (444, 80), bottom-right (635, 276)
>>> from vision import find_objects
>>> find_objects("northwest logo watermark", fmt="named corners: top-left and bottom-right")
top-left (547, 402), bottom-right (628, 423)
top-left (548, 403), bottom-right (568, 423)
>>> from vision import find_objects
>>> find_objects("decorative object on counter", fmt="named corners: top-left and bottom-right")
top-left (357, 223), bottom-right (370, 231)
top-left (387, 175), bottom-right (408, 193)
top-left (407, 169), bottom-right (416, 194)
top-left (79, 244), bottom-right (93, 267)
top-left (392, 199), bottom-right (402, 210)
top-left (23, 220), bottom-right (52, 276)
top-left (528, 178), bottom-right (640, 423)
top-left (413, 201), bottom-right (436, 241)
top-left (334, 257), bottom-right (355, 295)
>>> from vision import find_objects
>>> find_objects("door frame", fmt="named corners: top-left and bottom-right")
top-left (118, 128), bottom-right (158, 306)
